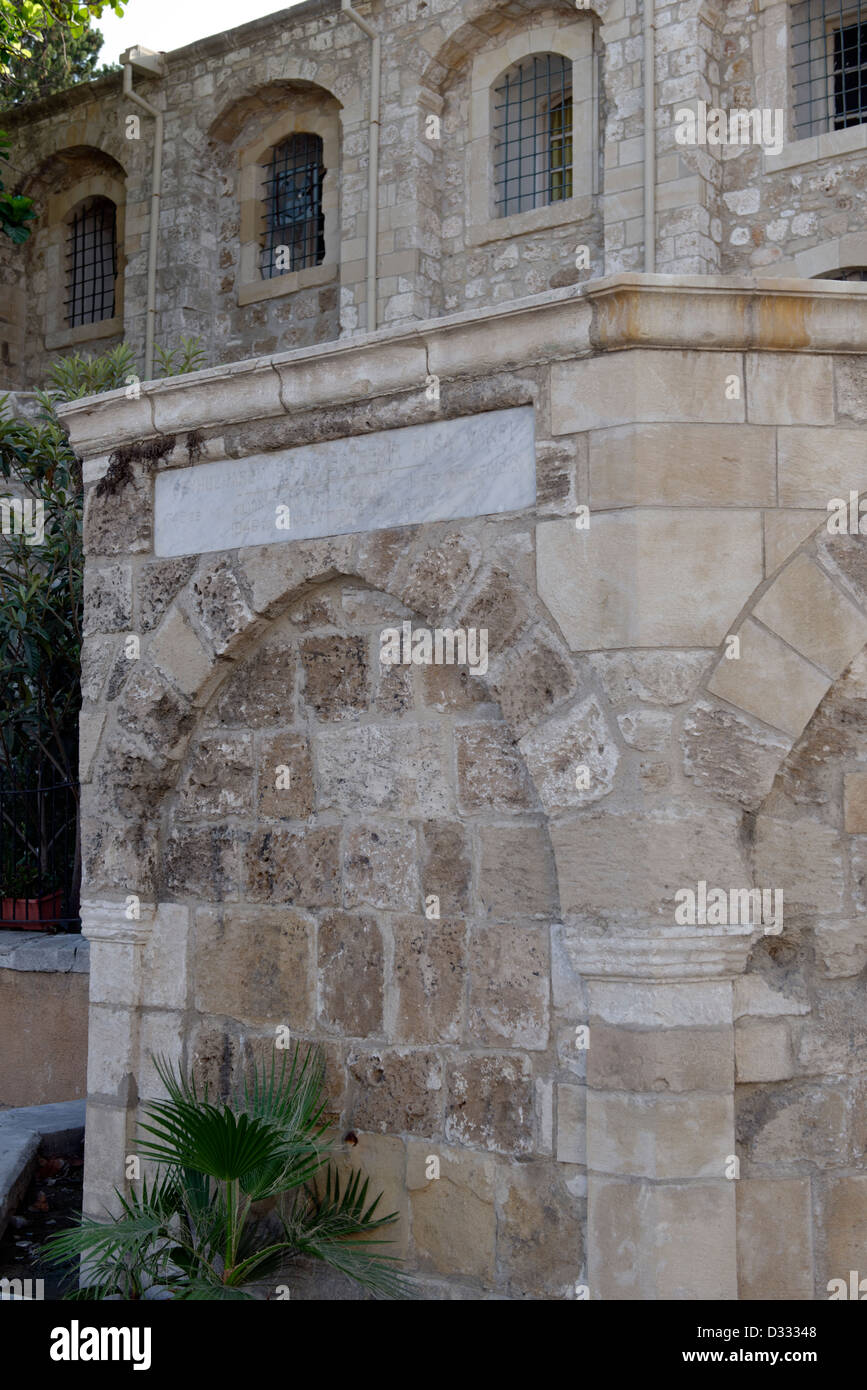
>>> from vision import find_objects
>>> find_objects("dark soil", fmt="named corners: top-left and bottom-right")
top-left (0, 1137), bottom-right (84, 1299)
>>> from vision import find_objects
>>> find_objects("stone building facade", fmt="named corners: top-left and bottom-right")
top-left (2, 0), bottom-right (867, 1300)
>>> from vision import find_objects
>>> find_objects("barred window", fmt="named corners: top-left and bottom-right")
top-left (792, 0), bottom-right (867, 137)
top-left (261, 133), bottom-right (326, 278)
top-left (816, 266), bottom-right (867, 279)
top-left (493, 54), bottom-right (573, 218)
top-left (65, 197), bottom-right (117, 328)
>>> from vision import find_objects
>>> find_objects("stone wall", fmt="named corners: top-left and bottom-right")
top-left (60, 275), bottom-right (867, 1298)
top-left (0, 933), bottom-right (89, 1108)
top-left (5, 0), bottom-right (867, 391)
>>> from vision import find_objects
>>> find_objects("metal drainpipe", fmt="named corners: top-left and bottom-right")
top-left (341, 0), bottom-right (380, 332)
top-left (643, 0), bottom-right (656, 273)
top-left (122, 52), bottom-right (164, 380)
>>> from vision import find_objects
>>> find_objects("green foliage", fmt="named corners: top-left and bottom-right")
top-left (2, 19), bottom-right (116, 107)
top-left (0, 129), bottom-right (34, 241)
top-left (43, 340), bottom-right (136, 400)
top-left (0, 389), bottom-right (81, 785)
top-left (154, 335), bottom-right (207, 378)
top-left (0, 1), bottom-right (127, 240)
top-left (43, 1046), bottom-right (415, 1301)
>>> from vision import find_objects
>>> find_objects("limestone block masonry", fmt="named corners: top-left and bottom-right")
top-left (62, 274), bottom-right (867, 1300)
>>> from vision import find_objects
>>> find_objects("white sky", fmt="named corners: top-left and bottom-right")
top-left (96, 0), bottom-right (306, 66)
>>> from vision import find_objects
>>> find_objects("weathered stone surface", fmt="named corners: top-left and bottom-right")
top-left (734, 974), bottom-right (811, 1019)
top-left (189, 1021), bottom-right (241, 1101)
top-left (456, 722), bottom-right (536, 810)
top-left (334, 1132), bottom-right (408, 1257)
top-left (753, 554), bottom-right (867, 679)
top-left (419, 821), bottom-right (472, 916)
top-left (467, 925), bottom-right (550, 1049)
top-left (84, 473), bottom-right (152, 556)
top-left (753, 817), bottom-right (845, 915)
top-left (354, 527), bottom-right (417, 593)
top-left (83, 564), bottom-right (132, 635)
top-left (536, 437), bottom-right (582, 517)
top-left (735, 1019), bottom-right (793, 1082)
top-left (446, 1054), bottom-right (535, 1156)
top-left (139, 557), bottom-right (198, 632)
top-left (317, 910), bottom-right (384, 1035)
top-left (616, 707), bottom-right (672, 752)
top-left (793, 983), bottom-right (867, 1075)
top-left (194, 906), bottom-right (314, 1027)
top-left (494, 626), bottom-right (580, 736)
top-left (746, 352), bottom-right (834, 426)
top-left (407, 1141), bottom-right (497, 1283)
top-left (116, 663), bottom-right (195, 758)
top-left (586, 1024), bottom-right (734, 1093)
top-left (555, 1083), bottom-right (585, 1165)
top-left (813, 920), bottom-right (867, 979)
top-left (163, 826), bottom-right (243, 901)
top-left (737, 1082), bottom-right (850, 1166)
top-left (682, 699), bottom-right (792, 810)
top-left (518, 696), bottom-right (619, 812)
top-left (187, 558), bottom-right (256, 655)
top-left (347, 1049), bottom-right (443, 1136)
top-left (299, 634), bottom-right (369, 720)
top-left (454, 565), bottom-right (531, 656)
top-left (499, 1161), bottom-right (585, 1297)
top-left (209, 632), bottom-right (296, 727)
top-left (537, 511), bottom-right (763, 648)
top-left (256, 732), bottom-right (315, 819)
top-left (397, 532), bottom-right (481, 625)
top-left (736, 1179), bottom-right (814, 1300)
top-left (392, 916), bottom-right (466, 1044)
top-left (315, 723), bottom-right (452, 815)
top-left (588, 1176), bottom-right (737, 1299)
top-left (589, 651), bottom-right (710, 707)
top-left (149, 609), bottom-right (214, 700)
top-left (83, 817), bottom-right (159, 896)
top-left (587, 1091), bottom-right (734, 1179)
top-left (177, 734), bottom-right (254, 819)
top-left (843, 771), bottom-right (867, 832)
top-left (420, 660), bottom-right (490, 711)
top-left (553, 810), bottom-right (748, 922)
top-left (478, 824), bottom-right (558, 920)
top-left (707, 619), bottom-right (831, 738)
top-left (589, 422), bottom-right (776, 507)
top-left (826, 1175), bottom-right (867, 1281)
top-left (244, 826), bottom-right (340, 905)
top-left (343, 823), bottom-right (420, 912)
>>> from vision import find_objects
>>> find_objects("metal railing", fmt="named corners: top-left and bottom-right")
top-left (0, 777), bottom-right (80, 931)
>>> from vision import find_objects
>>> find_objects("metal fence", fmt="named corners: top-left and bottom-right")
top-left (0, 778), bottom-right (80, 930)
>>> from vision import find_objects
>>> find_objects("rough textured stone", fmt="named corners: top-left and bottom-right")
top-left (735, 1019), bottom-right (793, 1082)
top-left (454, 565), bottom-right (532, 656)
top-left (478, 824), bottom-right (558, 921)
top-left (499, 1162), bottom-right (585, 1298)
top-left (139, 557), bottom-right (198, 632)
top-left (398, 532), bottom-right (480, 625)
top-left (392, 916), bottom-right (466, 1044)
top-left (347, 1049), bottom-right (443, 1136)
top-left (83, 565), bottom-right (132, 635)
top-left (826, 1176), bottom-right (867, 1282)
top-left (209, 632), bottom-right (296, 727)
top-left (456, 722), bottom-right (536, 810)
top-left (813, 920), bottom-right (867, 979)
top-left (589, 651), bottom-right (710, 707)
top-left (343, 823), bottom-right (420, 912)
top-left (177, 735), bottom-right (254, 819)
top-left (317, 910), bottom-right (384, 1036)
top-left (188, 558), bottom-right (256, 655)
top-left (446, 1054), bottom-right (535, 1156)
top-left (256, 732), bottom-right (315, 819)
top-left (467, 925), bottom-right (550, 1049)
top-left (407, 1141), bottom-right (497, 1283)
top-left (518, 696), bottom-right (619, 812)
top-left (299, 634), bottom-right (369, 720)
top-left (494, 626), bottom-right (580, 736)
top-left (736, 1179), bottom-right (814, 1300)
top-left (315, 723), bottom-right (452, 815)
top-left (163, 825), bottom-right (243, 901)
top-left (682, 699), bottom-right (792, 810)
top-left (244, 826), bottom-right (340, 906)
top-left (194, 906), bottom-right (314, 1027)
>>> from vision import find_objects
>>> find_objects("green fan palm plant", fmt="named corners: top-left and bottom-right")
top-left (43, 1045), bottom-right (413, 1300)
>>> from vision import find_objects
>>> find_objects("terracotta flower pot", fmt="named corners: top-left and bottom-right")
top-left (0, 889), bottom-right (64, 929)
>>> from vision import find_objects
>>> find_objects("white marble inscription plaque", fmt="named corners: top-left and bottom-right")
top-left (154, 406), bottom-right (535, 557)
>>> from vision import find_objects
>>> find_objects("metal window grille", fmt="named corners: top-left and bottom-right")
top-left (261, 133), bottom-right (326, 278)
top-left (493, 54), bottom-right (573, 218)
top-left (65, 197), bottom-right (116, 328)
top-left (792, 0), bottom-right (867, 137)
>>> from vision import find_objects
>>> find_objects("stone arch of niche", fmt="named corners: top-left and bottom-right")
top-left (83, 531), bottom-right (602, 1291)
top-left (677, 510), bottom-right (867, 817)
top-left (207, 79), bottom-right (343, 308)
top-left (19, 145), bottom-right (127, 355)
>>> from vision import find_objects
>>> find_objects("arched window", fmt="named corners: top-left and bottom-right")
top-left (261, 133), bottom-right (326, 278)
top-left (816, 266), bottom-right (867, 280)
top-left (493, 54), bottom-right (573, 218)
top-left (65, 196), bottom-right (117, 328)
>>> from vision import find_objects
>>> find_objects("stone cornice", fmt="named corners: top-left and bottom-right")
top-left (564, 924), bottom-right (757, 980)
top-left (57, 273), bottom-right (867, 456)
